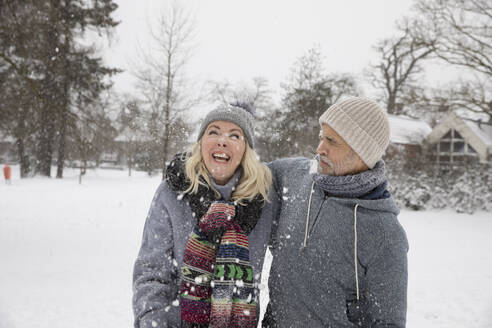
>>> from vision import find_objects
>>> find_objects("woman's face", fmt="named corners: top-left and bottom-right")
top-left (201, 120), bottom-right (246, 185)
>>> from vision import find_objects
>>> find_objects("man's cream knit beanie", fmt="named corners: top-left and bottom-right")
top-left (319, 97), bottom-right (390, 169)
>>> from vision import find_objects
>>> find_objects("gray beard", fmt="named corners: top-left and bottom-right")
top-left (316, 151), bottom-right (360, 176)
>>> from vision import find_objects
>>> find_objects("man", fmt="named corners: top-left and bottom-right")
top-left (263, 98), bottom-right (408, 327)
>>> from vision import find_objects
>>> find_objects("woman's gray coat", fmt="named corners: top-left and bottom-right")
top-left (133, 178), bottom-right (278, 328)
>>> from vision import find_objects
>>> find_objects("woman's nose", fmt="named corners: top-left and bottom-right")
top-left (217, 135), bottom-right (227, 146)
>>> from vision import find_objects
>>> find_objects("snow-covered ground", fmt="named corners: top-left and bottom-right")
top-left (1, 165), bottom-right (491, 328)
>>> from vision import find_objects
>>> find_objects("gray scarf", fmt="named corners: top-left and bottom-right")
top-left (312, 160), bottom-right (387, 198)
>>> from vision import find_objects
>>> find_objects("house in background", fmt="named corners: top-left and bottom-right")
top-left (385, 114), bottom-right (432, 160)
top-left (426, 112), bottom-right (492, 165)
top-left (111, 128), bottom-right (152, 168)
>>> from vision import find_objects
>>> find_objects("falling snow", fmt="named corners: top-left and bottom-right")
top-left (0, 166), bottom-right (491, 327)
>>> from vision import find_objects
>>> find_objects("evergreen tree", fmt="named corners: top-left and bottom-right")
top-left (0, 0), bottom-right (119, 178)
top-left (276, 48), bottom-right (360, 157)
top-left (0, 1), bottom-right (47, 176)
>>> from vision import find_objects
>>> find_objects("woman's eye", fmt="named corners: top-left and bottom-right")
top-left (230, 134), bottom-right (240, 140)
top-left (208, 130), bottom-right (218, 135)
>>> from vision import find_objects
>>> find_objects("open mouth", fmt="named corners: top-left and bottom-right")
top-left (212, 152), bottom-right (230, 163)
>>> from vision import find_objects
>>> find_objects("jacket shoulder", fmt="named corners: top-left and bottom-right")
top-left (268, 157), bottom-right (312, 192)
top-left (367, 207), bottom-right (408, 255)
top-left (269, 157), bottom-right (311, 174)
top-left (153, 180), bottom-right (181, 203)
top-left (382, 212), bottom-right (408, 250)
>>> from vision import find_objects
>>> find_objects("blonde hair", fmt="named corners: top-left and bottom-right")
top-left (184, 141), bottom-right (271, 204)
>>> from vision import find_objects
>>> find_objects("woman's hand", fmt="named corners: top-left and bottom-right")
top-left (199, 201), bottom-right (236, 243)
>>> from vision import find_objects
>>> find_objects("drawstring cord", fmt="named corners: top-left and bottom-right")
top-left (303, 185), bottom-right (361, 301)
top-left (354, 203), bottom-right (360, 300)
top-left (303, 181), bottom-right (315, 248)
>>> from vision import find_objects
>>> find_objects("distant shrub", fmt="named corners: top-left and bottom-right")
top-left (386, 157), bottom-right (491, 214)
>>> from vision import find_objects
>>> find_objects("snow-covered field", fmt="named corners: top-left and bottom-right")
top-left (1, 165), bottom-right (491, 328)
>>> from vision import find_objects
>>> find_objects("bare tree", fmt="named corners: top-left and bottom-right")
top-left (366, 19), bottom-right (435, 115)
top-left (428, 78), bottom-right (492, 123)
top-left (132, 2), bottom-right (197, 178)
top-left (207, 77), bottom-right (277, 160)
top-left (207, 77), bottom-right (273, 114)
top-left (413, 0), bottom-right (492, 121)
top-left (415, 0), bottom-right (492, 77)
top-left (451, 79), bottom-right (492, 122)
top-left (117, 95), bottom-right (146, 176)
top-left (69, 94), bottom-right (118, 184)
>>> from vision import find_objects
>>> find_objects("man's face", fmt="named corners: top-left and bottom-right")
top-left (316, 124), bottom-right (368, 176)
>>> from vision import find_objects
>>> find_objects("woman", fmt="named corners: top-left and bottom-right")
top-left (133, 103), bottom-right (276, 328)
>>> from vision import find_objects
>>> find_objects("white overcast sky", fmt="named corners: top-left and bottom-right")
top-left (103, 0), bottom-right (420, 96)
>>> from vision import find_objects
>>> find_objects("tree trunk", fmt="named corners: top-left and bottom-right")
top-left (15, 137), bottom-right (29, 178)
top-left (128, 143), bottom-right (133, 177)
top-left (36, 109), bottom-right (56, 177)
top-left (37, 0), bottom-right (60, 178)
top-left (161, 53), bottom-right (173, 180)
top-left (161, 102), bottom-right (171, 179)
top-left (387, 94), bottom-right (396, 115)
top-left (79, 160), bottom-right (87, 185)
top-left (14, 107), bottom-right (30, 178)
top-left (56, 67), bottom-right (70, 179)
top-left (161, 127), bottom-right (169, 180)
top-left (56, 109), bottom-right (67, 178)
top-left (56, 0), bottom-right (73, 179)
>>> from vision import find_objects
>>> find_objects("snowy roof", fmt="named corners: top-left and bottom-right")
top-left (463, 119), bottom-right (492, 146)
top-left (388, 114), bottom-right (432, 145)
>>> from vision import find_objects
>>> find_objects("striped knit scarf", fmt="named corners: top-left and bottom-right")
top-left (180, 202), bottom-right (256, 327)
top-left (165, 153), bottom-right (263, 328)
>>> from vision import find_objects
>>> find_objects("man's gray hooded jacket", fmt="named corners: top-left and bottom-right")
top-left (264, 157), bottom-right (408, 327)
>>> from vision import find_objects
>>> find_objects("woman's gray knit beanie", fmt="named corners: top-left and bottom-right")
top-left (197, 102), bottom-right (256, 148)
top-left (319, 97), bottom-right (390, 169)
